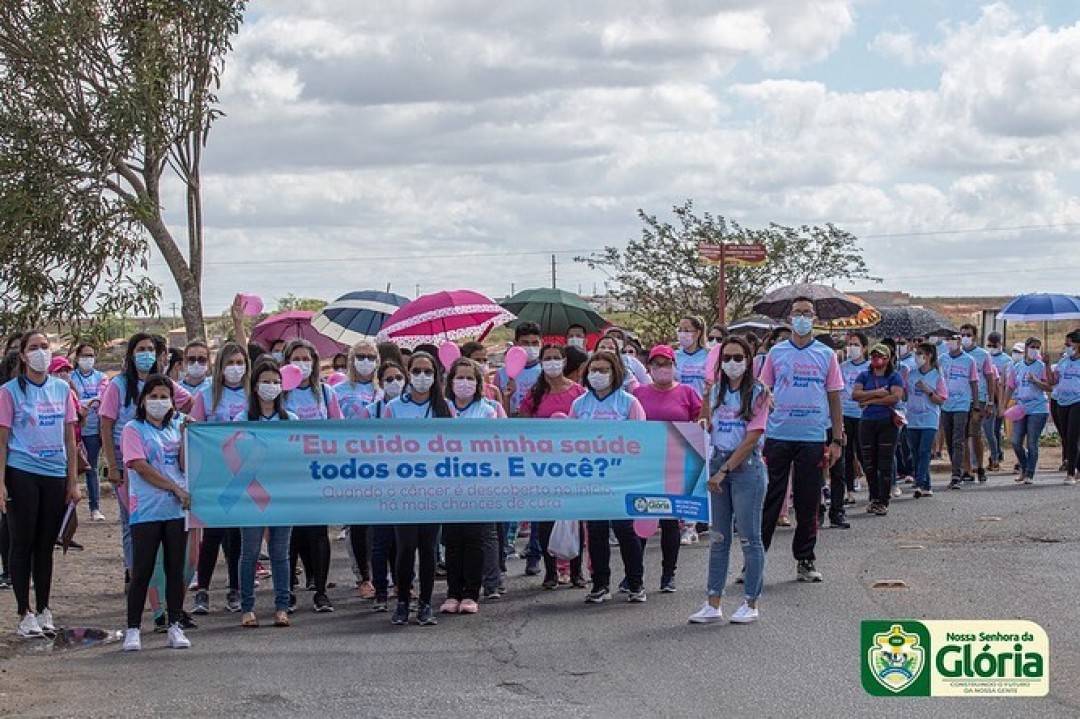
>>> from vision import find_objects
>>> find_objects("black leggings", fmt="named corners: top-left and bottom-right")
top-left (1058, 402), bottom-right (1080, 475)
top-left (536, 521), bottom-right (585, 580)
top-left (196, 527), bottom-right (240, 591)
top-left (0, 510), bottom-right (9, 575)
top-left (290, 526), bottom-right (330, 594)
top-left (442, 523), bottom-right (485, 601)
top-left (4, 467), bottom-right (67, 615)
top-left (640, 519), bottom-right (681, 577)
top-left (860, 418), bottom-right (898, 506)
top-left (842, 416), bottom-right (863, 491)
top-left (127, 519), bottom-right (187, 628)
top-left (349, 525), bottom-right (370, 582)
top-left (395, 524), bottom-right (439, 604)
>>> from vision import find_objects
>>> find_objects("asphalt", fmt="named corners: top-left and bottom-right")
top-left (1, 471), bottom-right (1078, 718)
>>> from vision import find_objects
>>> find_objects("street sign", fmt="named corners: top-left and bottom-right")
top-left (697, 242), bottom-right (767, 266)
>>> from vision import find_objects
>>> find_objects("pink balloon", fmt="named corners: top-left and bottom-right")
top-left (280, 364), bottom-right (303, 392)
top-left (326, 371), bottom-right (347, 387)
top-left (239, 293), bottom-right (263, 317)
top-left (549, 412), bottom-right (568, 419)
top-left (1003, 404), bottom-right (1026, 422)
top-left (705, 342), bottom-right (722, 382)
top-left (504, 346), bottom-right (528, 379)
top-left (438, 340), bottom-right (461, 368)
top-left (633, 518), bottom-right (660, 539)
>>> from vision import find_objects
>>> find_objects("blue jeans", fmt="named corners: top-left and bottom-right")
top-left (370, 526), bottom-right (396, 599)
top-left (1011, 413), bottom-right (1049, 478)
top-left (983, 414), bottom-right (1002, 462)
top-left (82, 434), bottom-right (102, 511)
top-left (707, 450), bottom-right (766, 600)
top-left (907, 428), bottom-right (937, 490)
top-left (240, 526), bottom-right (291, 613)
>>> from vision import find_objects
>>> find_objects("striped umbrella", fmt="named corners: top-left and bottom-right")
top-left (376, 289), bottom-right (516, 348)
top-left (312, 290), bottom-right (411, 346)
top-left (814, 295), bottom-right (882, 332)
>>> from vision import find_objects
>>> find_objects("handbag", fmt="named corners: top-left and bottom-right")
top-left (547, 520), bottom-right (580, 560)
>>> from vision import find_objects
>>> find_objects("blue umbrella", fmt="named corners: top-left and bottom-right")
top-left (312, 290), bottom-right (410, 346)
top-left (996, 293), bottom-right (1080, 322)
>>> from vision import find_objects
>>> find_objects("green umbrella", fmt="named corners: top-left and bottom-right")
top-left (500, 288), bottom-right (608, 336)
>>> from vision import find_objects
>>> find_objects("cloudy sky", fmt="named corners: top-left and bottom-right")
top-left (149, 0), bottom-right (1080, 316)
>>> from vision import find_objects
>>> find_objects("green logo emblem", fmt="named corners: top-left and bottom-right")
top-left (862, 621), bottom-right (932, 696)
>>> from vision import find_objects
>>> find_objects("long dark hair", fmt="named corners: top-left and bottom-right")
top-left (714, 336), bottom-right (761, 422)
top-left (120, 332), bottom-right (157, 407)
top-left (212, 342), bottom-right (249, 412)
top-left (247, 357), bottom-right (288, 421)
top-left (528, 343), bottom-right (566, 412)
top-left (446, 358), bottom-right (485, 404)
top-left (15, 330), bottom-right (48, 392)
top-left (284, 338), bottom-right (323, 406)
top-left (408, 351), bottom-right (452, 418)
top-left (916, 342), bottom-right (939, 371)
top-left (0, 350), bottom-right (20, 385)
top-left (134, 374), bottom-right (176, 424)
top-left (583, 350), bottom-right (625, 394)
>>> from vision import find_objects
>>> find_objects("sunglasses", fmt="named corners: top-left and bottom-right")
top-left (411, 369), bottom-right (435, 377)
top-left (721, 354), bottom-right (745, 362)
top-left (334, 366), bottom-right (347, 371)
top-left (708, 336), bottom-right (723, 342)
top-left (185, 357), bottom-right (209, 364)
top-left (355, 354), bottom-right (377, 361)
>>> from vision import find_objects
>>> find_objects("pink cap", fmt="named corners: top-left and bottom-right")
top-left (648, 345), bottom-right (676, 363)
top-left (48, 356), bottom-right (73, 374)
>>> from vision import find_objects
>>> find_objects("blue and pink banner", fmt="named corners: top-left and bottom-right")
top-left (185, 419), bottom-right (709, 527)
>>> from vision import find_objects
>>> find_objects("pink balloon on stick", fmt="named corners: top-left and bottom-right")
top-left (438, 341), bottom-right (461, 368)
top-left (705, 342), bottom-right (722, 382)
top-left (549, 412), bottom-right (568, 419)
top-left (633, 518), bottom-right (660, 539)
top-left (239, 293), bottom-right (263, 317)
top-left (503, 346), bottom-right (528, 379)
top-left (280, 364), bottom-right (303, 392)
top-left (1003, 404), bottom-right (1026, 422)
top-left (326, 371), bottom-right (347, 387)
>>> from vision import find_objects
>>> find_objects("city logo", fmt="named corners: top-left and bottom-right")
top-left (861, 620), bottom-right (1049, 698)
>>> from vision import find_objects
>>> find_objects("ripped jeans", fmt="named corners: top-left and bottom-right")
top-left (706, 450), bottom-right (767, 601)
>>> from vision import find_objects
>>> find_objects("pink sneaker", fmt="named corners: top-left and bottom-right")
top-left (439, 598), bottom-right (461, 614)
top-left (459, 599), bottom-right (479, 614)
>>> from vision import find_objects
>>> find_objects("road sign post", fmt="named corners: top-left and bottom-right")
top-left (696, 242), bottom-right (767, 326)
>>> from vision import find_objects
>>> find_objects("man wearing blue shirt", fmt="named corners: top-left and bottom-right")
top-left (938, 333), bottom-right (980, 489)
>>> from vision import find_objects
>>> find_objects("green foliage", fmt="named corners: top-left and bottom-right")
top-left (276, 295), bottom-right (329, 313)
top-left (577, 200), bottom-right (879, 344)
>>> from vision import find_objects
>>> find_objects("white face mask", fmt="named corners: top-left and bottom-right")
top-left (588, 371), bottom-right (612, 392)
top-left (523, 346), bottom-right (541, 363)
top-left (676, 331), bottom-right (696, 350)
top-left (707, 339), bottom-right (720, 350)
top-left (1066, 346), bottom-right (1077, 360)
top-left (1012, 351), bottom-right (1023, 362)
top-left (27, 348), bottom-right (52, 374)
top-left (846, 345), bottom-right (863, 361)
top-left (478, 361), bottom-right (491, 376)
top-left (542, 359), bottom-right (565, 377)
top-left (989, 347), bottom-right (1002, 356)
top-left (410, 372), bottom-right (435, 394)
top-left (916, 354), bottom-right (928, 368)
top-left (1026, 348), bottom-right (1040, 361)
top-left (452, 378), bottom-right (477, 400)
top-left (946, 340), bottom-right (960, 352)
top-left (186, 363), bottom-right (208, 381)
top-left (223, 365), bottom-right (246, 385)
top-left (722, 360), bottom-right (746, 379)
top-left (145, 398), bottom-right (172, 420)
top-left (382, 378), bottom-right (404, 399)
top-left (897, 344), bottom-right (908, 356)
top-left (77, 357), bottom-right (96, 373)
top-left (257, 382), bottom-right (282, 401)
top-left (354, 358), bottom-right (377, 377)
top-left (291, 360), bottom-right (313, 380)
top-left (567, 337), bottom-right (586, 350)
top-left (961, 336), bottom-right (974, 349)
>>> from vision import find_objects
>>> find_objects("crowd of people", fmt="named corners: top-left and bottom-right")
top-left (1, 295), bottom-right (1077, 648)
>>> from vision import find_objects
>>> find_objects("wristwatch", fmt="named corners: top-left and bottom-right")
top-left (830, 438), bottom-right (844, 447)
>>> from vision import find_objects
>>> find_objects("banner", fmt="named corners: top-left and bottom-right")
top-left (185, 419), bottom-right (709, 527)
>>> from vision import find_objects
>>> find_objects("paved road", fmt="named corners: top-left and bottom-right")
top-left (2, 473), bottom-right (1078, 717)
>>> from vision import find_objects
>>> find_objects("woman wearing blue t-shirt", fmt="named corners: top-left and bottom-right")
top-left (851, 344), bottom-right (905, 516)
top-left (904, 343), bottom-right (948, 497)
top-left (1002, 337), bottom-right (1053, 484)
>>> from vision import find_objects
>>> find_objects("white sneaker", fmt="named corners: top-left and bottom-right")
top-left (1065, 476), bottom-right (1076, 486)
top-left (891, 486), bottom-right (902, 497)
top-left (123, 628), bottom-right (141, 652)
top-left (17, 612), bottom-right (43, 637)
top-left (167, 623), bottom-right (191, 649)
top-left (688, 602), bottom-right (724, 624)
top-left (36, 608), bottom-right (55, 633)
top-left (729, 603), bottom-right (760, 624)
top-left (91, 509), bottom-right (106, 522)
top-left (679, 527), bottom-right (698, 546)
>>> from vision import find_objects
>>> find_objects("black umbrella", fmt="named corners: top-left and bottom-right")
top-left (872, 306), bottom-right (956, 339)
top-left (727, 315), bottom-right (786, 334)
top-left (752, 283), bottom-right (864, 322)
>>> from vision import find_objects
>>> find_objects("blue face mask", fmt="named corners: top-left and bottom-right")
top-left (133, 351), bottom-right (157, 373)
top-left (271, 352), bottom-right (285, 363)
top-left (791, 316), bottom-right (814, 337)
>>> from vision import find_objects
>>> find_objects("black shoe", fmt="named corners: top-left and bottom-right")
top-left (373, 596), bottom-right (388, 612)
top-left (977, 468), bottom-right (987, 483)
top-left (416, 602), bottom-right (437, 626)
top-left (829, 514), bottom-right (850, 529)
top-left (304, 580), bottom-right (316, 592)
top-left (948, 477), bottom-right (962, 490)
top-left (391, 601), bottom-right (409, 625)
top-left (585, 586), bottom-right (610, 604)
top-left (962, 472), bottom-right (975, 482)
top-left (435, 562), bottom-right (447, 578)
top-left (56, 539), bottom-right (84, 551)
top-left (660, 575), bottom-right (676, 593)
top-left (225, 589), bottom-right (241, 613)
top-left (570, 575), bottom-right (588, 589)
top-left (179, 612), bottom-right (198, 630)
top-left (313, 593), bottom-right (334, 613)
top-left (0, 574), bottom-right (9, 589)
top-left (287, 592), bottom-right (297, 614)
top-left (541, 575), bottom-right (559, 590)
top-left (153, 613), bottom-right (168, 633)
top-left (524, 558), bottom-right (541, 576)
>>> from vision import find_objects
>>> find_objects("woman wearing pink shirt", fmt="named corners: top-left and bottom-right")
top-left (0, 331), bottom-right (80, 637)
top-left (633, 345), bottom-right (702, 593)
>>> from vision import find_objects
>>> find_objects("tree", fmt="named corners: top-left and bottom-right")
top-left (577, 200), bottom-right (879, 344)
top-left (0, 0), bottom-right (248, 341)
top-left (276, 294), bottom-right (328, 313)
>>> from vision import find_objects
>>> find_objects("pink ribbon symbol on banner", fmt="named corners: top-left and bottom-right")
top-left (219, 430), bottom-right (272, 513)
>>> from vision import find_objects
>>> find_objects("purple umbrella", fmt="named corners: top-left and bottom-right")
top-left (752, 283), bottom-right (865, 322)
top-left (251, 310), bottom-right (345, 359)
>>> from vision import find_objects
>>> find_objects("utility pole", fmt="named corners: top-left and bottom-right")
top-left (511, 282), bottom-right (516, 296)
top-left (170, 302), bottom-right (178, 329)
top-left (551, 254), bottom-right (557, 289)
top-left (415, 284), bottom-right (421, 298)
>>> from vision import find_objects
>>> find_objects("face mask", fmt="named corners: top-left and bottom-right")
top-left (134, 351), bottom-right (157, 373)
top-left (588, 371), bottom-right (612, 392)
top-left (452, 378), bottom-right (477, 400)
top-left (382, 379), bottom-right (404, 399)
top-left (223, 365), bottom-right (246, 385)
top-left (478, 361), bottom-right (491, 376)
top-left (916, 354), bottom-right (928, 368)
top-left (145, 398), bottom-right (172, 420)
top-left (257, 382), bottom-right (282, 401)
top-left (961, 336), bottom-right (974, 349)
top-left (542, 359), bottom-right (565, 377)
top-left (26, 348), bottom-right (52, 374)
top-left (1066, 346), bottom-right (1077, 360)
top-left (1012, 352), bottom-right (1023, 362)
top-left (871, 357), bottom-right (887, 369)
top-left (722, 360), bottom-right (746, 379)
top-left (897, 344), bottom-right (908, 356)
top-left (989, 347), bottom-right (1002, 356)
top-left (946, 340), bottom-right (960, 353)
top-left (271, 352), bottom-right (285, 363)
top-left (567, 337), bottom-right (586, 350)
top-left (353, 358), bottom-right (377, 376)
top-left (292, 361), bottom-right (313, 380)
top-left (707, 339), bottom-right (720, 349)
top-left (1026, 348), bottom-right (1040, 361)
top-left (650, 366), bottom-right (675, 384)
top-left (676, 331), bottom-right (696, 350)
top-left (186, 363), bottom-right (208, 381)
top-left (410, 373), bottom-right (435, 394)
top-left (77, 357), bottom-right (95, 373)
top-left (846, 346), bottom-right (863, 361)
top-left (523, 346), bottom-right (541, 363)
top-left (791, 316), bottom-right (814, 337)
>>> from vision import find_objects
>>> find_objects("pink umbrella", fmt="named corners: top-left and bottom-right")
top-left (251, 310), bottom-right (346, 359)
top-left (376, 290), bottom-right (516, 349)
